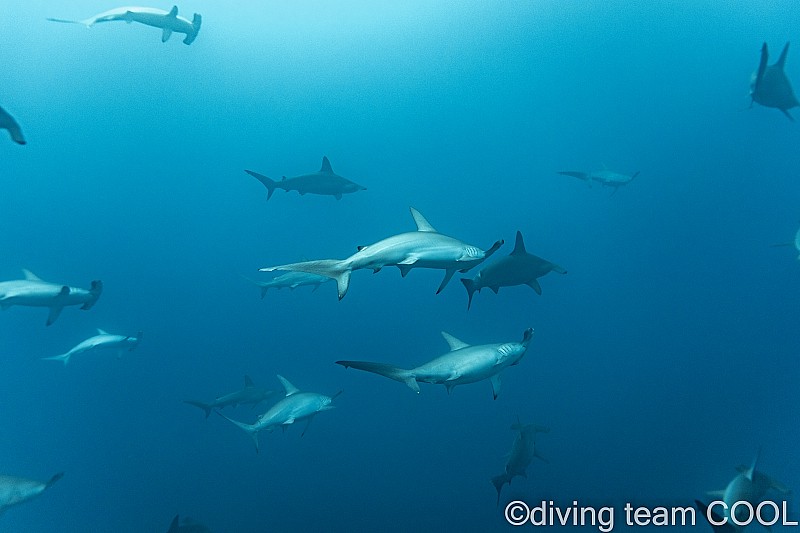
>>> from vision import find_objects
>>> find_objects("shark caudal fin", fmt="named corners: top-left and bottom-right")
top-left (216, 411), bottom-right (261, 453)
top-left (184, 400), bottom-right (213, 418)
top-left (42, 352), bottom-right (72, 366)
top-left (245, 170), bottom-right (279, 200)
top-left (491, 473), bottom-right (512, 506)
top-left (261, 259), bottom-right (352, 300)
top-left (335, 360), bottom-right (419, 393)
top-left (183, 13), bottom-right (202, 45)
top-left (46, 472), bottom-right (64, 489)
top-left (46, 17), bottom-right (94, 27)
top-left (461, 278), bottom-right (479, 310)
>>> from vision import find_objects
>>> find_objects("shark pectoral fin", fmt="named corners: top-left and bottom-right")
top-left (161, 27), bottom-right (173, 42)
top-left (490, 374), bottom-right (502, 400)
top-left (397, 256), bottom-right (418, 265)
top-left (489, 285), bottom-right (500, 294)
top-left (46, 306), bottom-right (64, 326)
top-left (777, 41), bottom-right (790, 70)
top-left (436, 269), bottom-right (456, 294)
top-left (551, 264), bottom-right (567, 274)
top-left (780, 108), bottom-right (795, 121)
top-left (527, 279), bottom-right (542, 295)
top-left (301, 415), bottom-right (314, 437)
top-left (534, 448), bottom-right (549, 463)
top-left (404, 377), bottom-right (420, 394)
top-left (372, 267), bottom-right (381, 274)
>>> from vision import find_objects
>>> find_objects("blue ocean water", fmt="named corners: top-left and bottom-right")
top-left (1, 1), bottom-right (799, 531)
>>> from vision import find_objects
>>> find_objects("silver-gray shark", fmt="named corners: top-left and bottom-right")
top-left (42, 328), bottom-right (142, 366)
top-left (461, 231), bottom-right (566, 309)
top-left (558, 169), bottom-right (640, 192)
top-left (0, 472), bottom-right (63, 516)
top-left (241, 272), bottom-right (331, 298)
top-left (0, 269), bottom-right (103, 326)
top-left (217, 375), bottom-right (338, 453)
top-left (491, 421), bottom-right (549, 505)
top-left (751, 42), bottom-right (799, 120)
top-left (260, 208), bottom-right (503, 299)
top-left (770, 224), bottom-right (800, 259)
top-left (185, 376), bottom-right (275, 418)
top-left (245, 156), bottom-right (365, 201)
top-left (166, 514), bottom-right (212, 533)
top-left (336, 328), bottom-right (533, 399)
top-left (708, 449), bottom-right (790, 531)
top-left (0, 105), bottom-right (25, 145)
top-left (47, 5), bottom-right (202, 45)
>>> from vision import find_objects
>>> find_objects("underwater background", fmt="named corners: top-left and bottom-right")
top-left (1, 1), bottom-right (799, 531)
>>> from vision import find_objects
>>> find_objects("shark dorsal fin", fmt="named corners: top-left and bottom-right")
top-left (777, 42), bottom-right (790, 70)
top-left (167, 515), bottom-right (181, 533)
top-left (755, 42), bottom-right (769, 93)
top-left (96, 328), bottom-right (108, 335)
top-left (511, 231), bottom-right (526, 255)
top-left (746, 447), bottom-right (761, 481)
top-left (277, 375), bottom-right (300, 396)
top-left (410, 207), bottom-right (437, 232)
top-left (441, 331), bottom-right (470, 351)
top-left (22, 269), bottom-right (41, 281)
top-left (244, 375), bottom-right (255, 388)
top-left (167, 5), bottom-right (178, 17)
top-left (319, 156), bottom-right (333, 174)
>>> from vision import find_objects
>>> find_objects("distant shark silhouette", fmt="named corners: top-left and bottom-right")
top-left (491, 420), bottom-right (549, 506)
top-left (770, 224), bottom-right (800, 259)
top-left (0, 269), bottom-right (102, 326)
top-left (245, 156), bottom-right (366, 201)
top-left (42, 328), bottom-right (142, 366)
top-left (47, 6), bottom-right (202, 45)
top-left (751, 42), bottom-right (799, 120)
top-left (240, 272), bottom-right (331, 298)
top-left (337, 328), bottom-right (533, 399)
top-left (461, 231), bottom-right (566, 309)
top-left (166, 514), bottom-right (213, 533)
top-left (0, 472), bottom-right (63, 516)
top-left (0, 105), bottom-right (25, 145)
top-left (557, 169), bottom-right (639, 193)
top-left (185, 376), bottom-right (275, 418)
top-left (261, 208), bottom-right (503, 299)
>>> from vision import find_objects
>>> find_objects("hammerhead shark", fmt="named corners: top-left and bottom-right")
top-left (0, 269), bottom-right (102, 326)
top-left (245, 156), bottom-right (365, 201)
top-left (166, 514), bottom-right (213, 533)
top-left (217, 375), bottom-right (339, 454)
top-left (260, 208), bottom-right (503, 299)
top-left (241, 272), bottom-right (331, 298)
top-left (491, 420), bottom-right (549, 505)
top-left (557, 169), bottom-right (640, 193)
top-left (751, 42), bottom-right (799, 120)
top-left (185, 376), bottom-right (275, 418)
top-left (461, 231), bottom-right (566, 309)
top-left (47, 5), bottom-right (202, 45)
top-left (0, 105), bottom-right (25, 144)
top-left (336, 328), bottom-right (533, 399)
top-left (0, 472), bottom-right (63, 516)
top-left (42, 329), bottom-right (142, 366)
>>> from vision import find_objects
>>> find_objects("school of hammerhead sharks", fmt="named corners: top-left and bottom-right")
top-left (0, 5), bottom-right (797, 532)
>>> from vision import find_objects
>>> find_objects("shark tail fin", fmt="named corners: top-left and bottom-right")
top-left (42, 353), bottom-right (71, 366)
top-left (262, 259), bottom-right (352, 300)
top-left (461, 278), bottom-right (478, 310)
top-left (245, 170), bottom-right (278, 200)
top-left (183, 13), bottom-right (202, 45)
top-left (184, 400), bottom-right (213, 418)
top-left (46, 17), bottom-right (93, 27)
top-left (777, 42), bottom-right (791, 70)
top-left (81, 280), bottom-right (103, 310)
top-left (46, 472), bottom-right (64, 489)
top-left (491, 473), bottom-right (512, 507)
top-left (217, 411), bottom-right (260, 453)
top-left (335, 360), bottom-right (419, 393)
